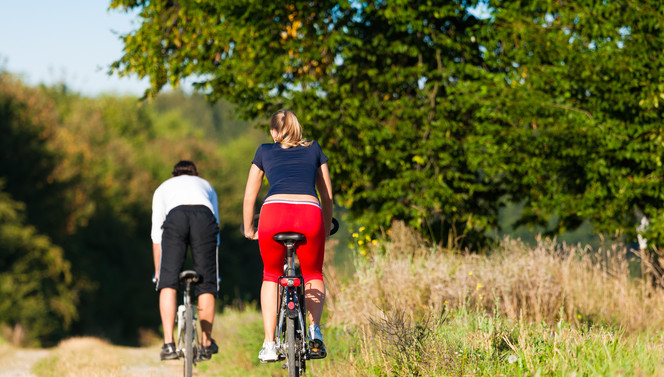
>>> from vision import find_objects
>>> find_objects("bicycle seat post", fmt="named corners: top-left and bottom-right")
top-left (285, 241), bottom-right (296, 276)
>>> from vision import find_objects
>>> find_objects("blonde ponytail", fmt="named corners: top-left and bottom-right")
top-left (270, 110), bottom-right (312, 149)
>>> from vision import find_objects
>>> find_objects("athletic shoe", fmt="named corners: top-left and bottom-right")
top-left (308, 325), bottom-right (327, 359)
top-left (258, 341), bottom-right (279, 363)
top-left (199, 339), bottom-right (219, 361)
top-left (160, 342), bottom-right (179, 360)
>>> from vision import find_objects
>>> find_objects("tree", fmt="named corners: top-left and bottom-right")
top-left (480, 1), bottom-right (664, 247)
top-left (0, 181), bottom-right (78, 346)
top-left (109, 0), bottom-right (664, 250)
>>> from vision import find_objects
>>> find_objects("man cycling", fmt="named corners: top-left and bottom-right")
top-left (151, 160), bottom-right (220, 361)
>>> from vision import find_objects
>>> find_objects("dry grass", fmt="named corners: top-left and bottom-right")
top-left (32, 337), bottom-right (180, 377)
top-left (328, 221), bottom-right (664, 333)
top-left (323, 221), bottom-right (664, 376)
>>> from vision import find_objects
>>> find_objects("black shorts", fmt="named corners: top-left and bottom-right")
top-left (156, 205), bottom-right (219, 296)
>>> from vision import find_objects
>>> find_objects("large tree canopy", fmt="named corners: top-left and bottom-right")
top-left (110, 0), bottom-right (664, 249)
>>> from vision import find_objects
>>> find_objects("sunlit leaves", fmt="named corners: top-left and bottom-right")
top-left (110, 0), bottom-right (664, 249)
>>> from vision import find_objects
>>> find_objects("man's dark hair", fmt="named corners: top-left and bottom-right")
top-left (172, 160), bottom-right (199, 177)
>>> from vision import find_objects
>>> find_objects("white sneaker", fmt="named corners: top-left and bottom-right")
top-left (309, 324), bottom-right (323, 344)
top-left (258, 341), bottom-right (278, 363)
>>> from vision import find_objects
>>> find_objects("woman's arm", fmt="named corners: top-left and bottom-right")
top-left (316, 162), bottom-right (334, 236)
top-left (243, 164), bottom-right (264, 240)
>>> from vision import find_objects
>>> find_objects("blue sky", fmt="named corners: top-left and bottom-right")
top-left (0, 1), bottom-right (148, 96)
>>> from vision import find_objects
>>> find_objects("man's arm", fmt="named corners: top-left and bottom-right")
top-left (153, 243), bottom-right (161, 279)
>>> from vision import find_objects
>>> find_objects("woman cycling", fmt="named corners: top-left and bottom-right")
top-left (242, 109), bottom-right (333, 362)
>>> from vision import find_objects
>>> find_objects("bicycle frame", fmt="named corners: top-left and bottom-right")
top-left (274, 236), bottom-right (309, 376)
top-left (176, 270), bottom-right (200, 377)
top-left (243, 217), bottom-right (339, 376)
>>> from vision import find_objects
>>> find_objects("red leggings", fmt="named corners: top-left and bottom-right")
top-left (258, 200), bottom-right (325, 283)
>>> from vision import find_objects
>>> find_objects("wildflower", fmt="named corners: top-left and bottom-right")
top-left (469, 271), bottom-right (473, 276)
top-left (508, 355), bottom-right (517, 364)
top-left (577, 314), bottom-right (582, 320)
top-left (352, 233), bottom-right (358, 238)
top-left (372, 239), bottom-right (378, 245)
top-left (359, 226), bottom-right (366, 232)
top-left (476, 283), bottom-right (482, 290)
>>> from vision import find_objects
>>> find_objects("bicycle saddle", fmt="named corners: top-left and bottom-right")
top-left (273, 232), bottom-right (306, 242)
top-left (179, 270), bottom-right (200, 282)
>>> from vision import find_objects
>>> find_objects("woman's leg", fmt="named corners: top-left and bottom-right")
top-left (305, 279), bottom-right (326, 325)
top-left (260, 281), bottom-right (278, 341)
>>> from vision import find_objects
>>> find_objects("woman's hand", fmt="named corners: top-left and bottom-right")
top-left (244, 228), bottom-right (259, 240)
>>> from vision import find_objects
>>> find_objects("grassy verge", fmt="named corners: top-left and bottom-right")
top-left (325, 222), bottom-right (664, 376)
top-left (348, 309), bottom-right (664, 376)
top-left (28, 221), bottom-right (664, 376)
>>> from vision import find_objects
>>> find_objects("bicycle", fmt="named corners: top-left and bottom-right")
top-left (176, 270), bottom-right (201, 377)
top-left (243, 216), bottom-right (339, 377)
top-left (154, 270), bottom-right (202, 377)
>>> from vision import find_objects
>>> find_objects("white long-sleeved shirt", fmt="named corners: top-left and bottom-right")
top-left (151, 175), bottom-right (220, 244)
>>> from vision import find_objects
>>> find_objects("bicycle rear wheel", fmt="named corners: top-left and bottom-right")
top-left (286, 316), bottom-right (299, 377)
top-left (184, 305), bottom-right (195, 377)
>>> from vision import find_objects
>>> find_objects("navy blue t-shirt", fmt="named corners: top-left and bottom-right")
top-left (252, 141), bottom-right (328, 198)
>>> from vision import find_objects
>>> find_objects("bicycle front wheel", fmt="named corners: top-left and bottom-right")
top-left (184, 305), bottom-right (195, 377)
top-left (286, 316), bottom-right (299, 377)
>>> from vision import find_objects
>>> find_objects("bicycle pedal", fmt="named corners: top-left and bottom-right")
top-left (309, 348), bottom-right (327, 359)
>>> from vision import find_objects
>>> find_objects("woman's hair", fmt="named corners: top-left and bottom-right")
top-left (270, 109), bottom-right (312, 149)
top-left (172, 160), bottom-right (199, 177)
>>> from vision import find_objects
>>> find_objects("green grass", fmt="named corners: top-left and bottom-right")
top-left (194, 306), bottom-right (664, 377)
top-left (358, 308), bottom-right (664, 376)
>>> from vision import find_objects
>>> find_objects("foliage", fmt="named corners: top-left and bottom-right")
top-left (109, 0), bottom-right (664, 250)
top-left (0, 73), bottom-right (266, 344)
top-left (482, 1), bottom-right (664, 246)
top-left (0, 182), bottom-right (78, 346)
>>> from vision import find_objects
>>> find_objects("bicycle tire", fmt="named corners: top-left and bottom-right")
top-left (184, 304), bottom-right (195, 377)
top-left (287, 316), bottom-right (299, 377)
top-left (298, 287), bottom-right (307, 375)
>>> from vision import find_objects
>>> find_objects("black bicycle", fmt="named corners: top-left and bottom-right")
top-left (176, 270), bottom-right (201, 377)
top-left (154, 270), bottom-right (201, 377)
top-left (244, 217), bottom-right (339, 377)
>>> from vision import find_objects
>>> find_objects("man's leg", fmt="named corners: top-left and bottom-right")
top-left (198, 293), bottom-right (215, 347)
top-left (188, 206), bottom-right (220, 360)
top-left (159, 288), bottom-right (178, 344)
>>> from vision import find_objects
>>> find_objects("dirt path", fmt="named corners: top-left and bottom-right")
top-left (0, 339), bottom-right (183, 377)
top-left (0, 347), bottom-right (50, 377)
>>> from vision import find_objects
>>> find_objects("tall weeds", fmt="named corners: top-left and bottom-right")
top-left (328, 221), bottom-right (664, 334)
top-left (324, 222), bottom-right (664, 376)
